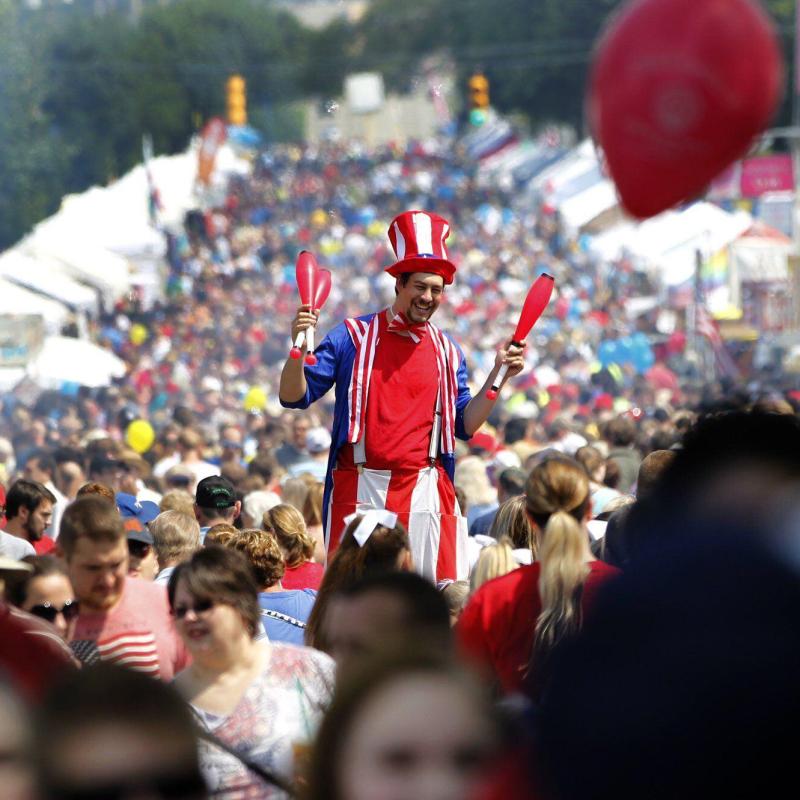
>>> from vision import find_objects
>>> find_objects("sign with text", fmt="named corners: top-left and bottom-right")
top-left (0, 314), bottom-right (44, 368)
top-left (709, 154), bottom-right (794, 200)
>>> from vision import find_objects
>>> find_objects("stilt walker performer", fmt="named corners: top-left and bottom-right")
top-left (279, 210), bottom-right (526, 581)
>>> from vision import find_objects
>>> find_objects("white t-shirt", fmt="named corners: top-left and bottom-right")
top-left (0, 530), bottom-right (35, 560)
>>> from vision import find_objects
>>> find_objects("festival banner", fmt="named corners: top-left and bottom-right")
top-left (740, 155), bottom-right (794, 198)
top-left (708, 154), bottom-right (794, 200)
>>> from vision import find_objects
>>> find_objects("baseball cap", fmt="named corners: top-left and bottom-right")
top-left (195, 476), bottom-right (236, 509)
top-left (470, 431), bottom-right (498, 455)
top-left (306, 427), bottom-right (332, 455)
top-left (116, 493), bottom-right (160, 525)
top-left (123, 516), bottom-right (154, 546)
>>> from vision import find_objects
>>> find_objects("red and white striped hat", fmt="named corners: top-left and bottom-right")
top-left (385, 210), bottom-right (457, 285)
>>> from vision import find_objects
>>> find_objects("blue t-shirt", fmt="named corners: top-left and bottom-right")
top-left (258, 589), bottom-right (317, 646)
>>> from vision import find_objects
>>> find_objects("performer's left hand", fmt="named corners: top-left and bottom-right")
top-left (496, 340), bottom-right (526, 383)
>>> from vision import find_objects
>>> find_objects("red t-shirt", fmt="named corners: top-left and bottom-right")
top-left (338, 312), bottom-right (439, 471)
top-left (33, 536), bottom-right (57, 555)
top-left (282, 560), bottom-right (324, 591)
top-left (457, 560), bottom-right (620, 694)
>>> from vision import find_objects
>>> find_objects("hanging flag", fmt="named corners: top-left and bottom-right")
top-left (696, 303), bottom-right (740, 380)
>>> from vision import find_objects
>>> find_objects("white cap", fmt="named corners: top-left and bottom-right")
top-left (306, 427), bottom-right (332, 454)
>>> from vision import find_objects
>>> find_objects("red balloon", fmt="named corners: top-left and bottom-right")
top-left (313, 269), bottom-right (332, 311)
top-left (295, 251), bottom-right (317, 306)
top-left (588, 0), bottom-right (783, 219)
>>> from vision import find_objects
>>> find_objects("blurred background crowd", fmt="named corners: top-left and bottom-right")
top-left (2, 136), bottom-right (800, 800)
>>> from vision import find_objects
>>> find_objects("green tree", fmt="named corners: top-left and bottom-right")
top-left (0, 1), bottom-right (69, 248)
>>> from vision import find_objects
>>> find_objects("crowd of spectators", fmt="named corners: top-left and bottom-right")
top-left (1, 137), bottom-right (800, 799)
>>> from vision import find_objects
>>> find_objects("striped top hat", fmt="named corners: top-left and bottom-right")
top-left (385, 210), bottom-right (457, 285)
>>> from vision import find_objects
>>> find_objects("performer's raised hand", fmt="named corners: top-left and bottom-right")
top-left (495, 339), bottom-right (527, 383)
top-left (290, 305), bottom-right (320, 352)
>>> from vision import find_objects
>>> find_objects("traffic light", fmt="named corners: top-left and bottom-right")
top-left (469, 73), bottom-right (490, 110)
top-left (226, 74), bottom-right (247, 126)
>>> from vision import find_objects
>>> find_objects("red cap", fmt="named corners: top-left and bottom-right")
top-left (470, 432), bottom-right (498, 455)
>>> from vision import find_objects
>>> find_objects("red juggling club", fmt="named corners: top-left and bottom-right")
top-left (290, 251), bottom-right (319, 360)
top-left (486, 274), bottom-right (555, 400)
top-left (304, 269), bottom-right (332, 366)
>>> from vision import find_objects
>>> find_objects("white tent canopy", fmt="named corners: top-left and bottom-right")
top-left (19, 234), bottom-right (132, 305)
top-left (0, 279), bottom-right (69, 332)
top-left (589, 202), bottom-right (753, 286)
top-left (26, 336), bottom-right (126, 390)
top-left (0, 250), bottom-right (98, 311)
top-left (559, 179), bottom-right (619, 234)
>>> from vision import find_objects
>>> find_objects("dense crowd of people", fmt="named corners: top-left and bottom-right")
top-left (2, 136), bottom-right (800, 799)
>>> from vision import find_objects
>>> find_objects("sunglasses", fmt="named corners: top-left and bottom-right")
top-left (172, 599), bottom-right (215, 621)
top-left (128, 540), bottom-right (152, 559)
top-left (45, 770), bottom-right (207, 800)
top-left (29, 599), bottom-right (79, 624)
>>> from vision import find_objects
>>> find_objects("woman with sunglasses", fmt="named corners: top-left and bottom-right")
top-left (7, 555), bottom-right (78, 641)
top-left (169, 546), bottom-right (334, 798)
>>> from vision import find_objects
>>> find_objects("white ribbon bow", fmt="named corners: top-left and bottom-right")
top-left (343, 509), bottom-right (398, 547)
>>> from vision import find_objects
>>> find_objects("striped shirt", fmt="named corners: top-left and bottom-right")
top-left (71, 577), bottom-right (189, 680)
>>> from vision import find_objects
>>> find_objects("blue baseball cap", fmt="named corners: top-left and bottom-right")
top-left (116, 493), bottom-right (160, 525)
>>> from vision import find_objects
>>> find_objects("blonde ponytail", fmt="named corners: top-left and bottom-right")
top-left (523, 456), bottom-right (592, 690)
top-left (533, 510), bottom-right (590, 655)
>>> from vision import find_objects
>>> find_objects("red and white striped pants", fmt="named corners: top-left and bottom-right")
top-left (326, 464), bottom-right (469, 582)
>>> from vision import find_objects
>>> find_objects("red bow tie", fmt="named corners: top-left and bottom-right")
top-left (387, 312), bottom-right (427, 343)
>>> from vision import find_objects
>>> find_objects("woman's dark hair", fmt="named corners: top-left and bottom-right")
top-left (304, 649), bottom-right (496, 800)
top-left (602, 458), bottom-right (621, 490)
top-left (168, 546), bottom-right (261, 638)
top-left (304, 515), bottom-right (410, 651)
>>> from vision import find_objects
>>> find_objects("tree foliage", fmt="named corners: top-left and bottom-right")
top-left (0, 0), bottom-right (793, 249)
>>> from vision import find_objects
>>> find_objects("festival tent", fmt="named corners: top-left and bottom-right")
top-left (558, 178), bottom-right (619, 234)
top-left (527, 139), bottom-right (598, 199)
top-left (18, 235), bottom-right (132, 308)
top-left (0, 250), bottom-right (98, 312)
top-left (588, 202), bottom-right (753, 286)
top-left (727, 221), bottom-right (794, 330)
top-left (31, 184), bottom-right (164, 260)
top-left (14, 142), bottom-right (252, 311)
top-left (478, 141), bottom-right (566, 187)
top-left (25, 336), bottom-right (127, 390)
top-left (0, 279), bottom-right (70, 332)
top-left (730, 220), bottom-right (792, 283)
